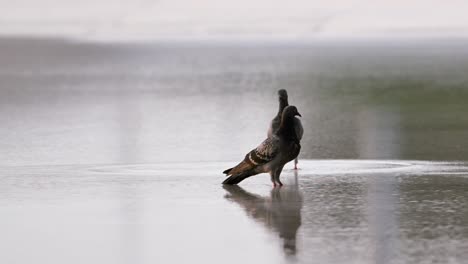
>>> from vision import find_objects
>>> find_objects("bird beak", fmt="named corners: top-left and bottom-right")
top-left (296, 112), bottom-right (302, 117)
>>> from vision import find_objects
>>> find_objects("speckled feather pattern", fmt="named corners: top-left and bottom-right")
top-left (247, 136), bottom-right (279, 166)
top-left (226, 136), bottom-right (279, 176)
top-left (223, 104), bottom-right (302, 185)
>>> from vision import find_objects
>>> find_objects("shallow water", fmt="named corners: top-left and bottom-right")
top-left (1, 160), bottom-right (468, 264)
top-left (1, 38), bottom-right (468, 263)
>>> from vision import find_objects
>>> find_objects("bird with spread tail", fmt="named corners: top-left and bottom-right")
top-left (268, 89), bottom-right (303, 170)
top-left (223, 105), bottom-right (302, 186)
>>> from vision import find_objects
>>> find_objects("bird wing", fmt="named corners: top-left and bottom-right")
top-left (250, 136), bottom-right (280, 165)
top-left (224, 136), bottom-right (280, 176)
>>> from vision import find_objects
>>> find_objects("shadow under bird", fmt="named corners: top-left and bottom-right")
top-left (268, 89), bottom-right (303, 170)
top-left (223, 105), bottom-right (302, 186)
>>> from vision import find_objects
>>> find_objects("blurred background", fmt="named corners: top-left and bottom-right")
top-left (1, 0), bottom-right (468, 165)
top-left (1, 0), bottom-right (468, 40)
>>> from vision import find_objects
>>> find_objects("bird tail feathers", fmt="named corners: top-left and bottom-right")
top-left (223, 161), bottom-right (253, 176)
top-left (222, 170), bottom-right (256, 185)
top-left (222, 159), bottom-right (257, 184)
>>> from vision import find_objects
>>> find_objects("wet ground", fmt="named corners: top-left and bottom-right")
top-left (1, 38), bottom-right (468, 263)
top-left (1, 160), bottom-right (468, 264)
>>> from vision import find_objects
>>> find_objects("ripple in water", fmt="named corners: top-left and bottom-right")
top-left (81, 159), bottom-right (468, 177)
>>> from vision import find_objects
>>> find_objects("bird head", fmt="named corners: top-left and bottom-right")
top-left (278, 89), bottom-right (288, 101)
top-left (282, 105), bottom-right (302, 118)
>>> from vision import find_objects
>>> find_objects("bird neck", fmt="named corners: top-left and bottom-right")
top-left (277, 98), bottom-right (288, 115)
top-left (277, 115), bottom-right (297, 141)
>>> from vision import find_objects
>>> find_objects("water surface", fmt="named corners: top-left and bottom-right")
top-left (1, 160), bottom-right (468, 264)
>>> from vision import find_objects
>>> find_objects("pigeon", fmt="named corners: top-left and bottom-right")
top-left (223, 105), bottom-right (302, 186)
top-left (267, 89), bottom-right (289, 138)
top-left (267, 89), bottom-right (304, 170)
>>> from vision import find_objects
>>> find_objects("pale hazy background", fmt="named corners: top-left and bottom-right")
top-left (1, 0), bottom-right (468, 41)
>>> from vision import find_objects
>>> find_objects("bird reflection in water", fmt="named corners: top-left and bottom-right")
top-left (223, 172), bottom-right (303, 256)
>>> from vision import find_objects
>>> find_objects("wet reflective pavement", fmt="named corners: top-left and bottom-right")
top-left (1, 160), bottom-right (468, 264)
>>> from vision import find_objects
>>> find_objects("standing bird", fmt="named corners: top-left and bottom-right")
top-left (268, 89), bottom-right (303, 170)
top-left (223, 106), bottom-right (302, 186)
